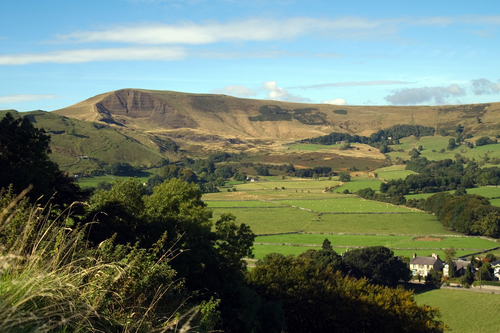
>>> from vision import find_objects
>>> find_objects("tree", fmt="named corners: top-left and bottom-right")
top-left (339, 172), bottom-right (351, 182)
top-left (343, 246), bottom-right (411, 287)
top-left (409, 148), bottom-right (420, 158)
top-left (85, 178), bottom-right (263, 332)
top-left (247, 253), bottom-right (446, 333)
top-left (0, 112), bottom-right (85, 206)
top-left (425, 269), bottom-right (442, 287)
top-left (444, 247), bottom-right (456, 278)
top-left (476, 262), bottom-right (492, 282)
top-left (447, 138), bottom-right (457, 150)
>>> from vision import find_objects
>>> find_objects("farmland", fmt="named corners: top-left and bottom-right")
top-left (414, 289), bottom-right (500, 333)
top-left (204, 177), bottom-right (499, 264)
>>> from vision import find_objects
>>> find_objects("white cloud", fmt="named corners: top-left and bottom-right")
top-left (294, 80), bottom-right (410, 90)
top-left (263, 81), bottom-right (310, 103)
top-left (384, 84), bottom-right (465, 105)
top-left (0, 94), bottom-right (56, 103)
top-left (52, 15), bottom-right (500, 46)
top-left (471, 78), bottom-right (500, 95)
top-left (0, 47), bottom-right (186, 65)
top-left (322, 98), bottom-right (347, 105)
top-left (211, 85), bottom-right (257, 97)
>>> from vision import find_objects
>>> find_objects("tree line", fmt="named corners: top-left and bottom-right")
top-left (301, 124), bottom-right (435, 152)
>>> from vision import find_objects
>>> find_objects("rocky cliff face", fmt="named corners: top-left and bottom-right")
top-left (95, 89), bottom-right (199, 129)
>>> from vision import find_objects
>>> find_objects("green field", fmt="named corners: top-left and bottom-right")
top-left (206, 200), bottom-right (284, 208)
top-left (374, 165), bottom-right (417, 180)
top-left (303, 213), bottom-right (454, 234)
top-left (277, 197), bottom-right (415, 213)
top-left (234, 180), bottom-right (340, 190)
top-left (254, 234), bottom-right (498, 250)
top-left (414, 289), bottom-right (500, 333)
top-left (405, 186), bottom-right (500, 201)
top-left (75, 170), bottom-right (160, 188)
top-left (211, 207), bottom-right (316, 234)
top-left (334, 179), bottom-right (383, 193)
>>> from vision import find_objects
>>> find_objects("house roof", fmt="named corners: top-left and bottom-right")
top-left (454, 260), bottom-right (470, 270)
top-left (491, 260), bottom-right (500, 266)
top-left (410, 257), bottom-right (441, 265)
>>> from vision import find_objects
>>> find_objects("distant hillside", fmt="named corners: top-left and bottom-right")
top-left (0, 110), bottom-right (173, 174)
top-left (3, 90), bottom-right (499, 174)
top-left (54, 89), bottom-right (500, 143)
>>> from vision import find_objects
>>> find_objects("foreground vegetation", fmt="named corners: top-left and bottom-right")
top-left (0, 112), bottom-right (454, 332)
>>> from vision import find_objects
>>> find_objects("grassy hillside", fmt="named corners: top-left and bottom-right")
top-left (0, 110), bottom-right (170, 173)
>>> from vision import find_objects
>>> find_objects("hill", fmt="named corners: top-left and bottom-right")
top-left (0, 110), bottom-right (171, 174)
top-left (3, 89), bottom-right (500, 174)
top-left (54, 88), bottom-right (500, 140)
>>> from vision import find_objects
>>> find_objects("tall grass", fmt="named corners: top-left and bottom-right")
top-left (0, 186), bottom-right (217, 332)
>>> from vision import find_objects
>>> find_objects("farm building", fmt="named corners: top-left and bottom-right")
top-left (410, 253), bottom-right (443, 277)
top-left (443, 259), bottom-right (470, 277)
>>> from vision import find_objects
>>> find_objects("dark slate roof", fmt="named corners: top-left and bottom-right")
top-left (410, 257), bottom-right (441, 265)
top-left (491, 260), bottom-right (500, 266)
top-left (454, 260), bottom-right (470, 270)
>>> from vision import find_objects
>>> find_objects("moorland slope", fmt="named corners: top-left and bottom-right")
top-left (54, 89), bottom-right (500, 143)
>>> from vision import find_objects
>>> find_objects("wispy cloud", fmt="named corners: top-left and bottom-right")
top-left (52, 15), bottom-right (500, 46)
top-left (384, 84), bottom-right (465, 105)
top-left (293, 80), bottom-right (410, 90)
top-left (471, 78), bottom-right (500, 95)
top-left (322, 98), bottom-right (347, 105)
top-left (0, 47), bottom-right (186, 65)
top-left (263, 81), bottom-right (311, 102)
top-left (211, 85), bottom-right (258, 97)
top-left (0, 94), bottom-right (56, 103)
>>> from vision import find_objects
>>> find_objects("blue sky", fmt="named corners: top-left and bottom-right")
top-left (0, 0), bottom-right (499, 111)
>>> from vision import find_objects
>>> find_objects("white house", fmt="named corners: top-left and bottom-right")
top-left (410, 253), bottom-right (443, 277)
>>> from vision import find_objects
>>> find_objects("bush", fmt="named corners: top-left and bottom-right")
top-left (425, 269), bottom-right (443, 287)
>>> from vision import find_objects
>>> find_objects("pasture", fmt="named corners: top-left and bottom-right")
top-left (206, 200), bottom-right (283, 208)
top-left (414, 289), bottom-right (500, 333)
top-left (374, 165), bottom-right (417, 180)
top-left (334, 178), bottom-right (383, 193)
top-left (205, 176), bottom-right (499, 268)
top-left (234, 179), bottom-right (340, 190)
top-left (277, 197), bottom-right (416, 213)
top-left (303, 213), bottom-right (455, 235)
top-left (211, 207), bottom-right (316, 234)
top-left (254, 234), bottom-right (497, 250)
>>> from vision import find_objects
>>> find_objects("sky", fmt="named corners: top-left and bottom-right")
top-left (0, 0), bottom-right (499, 111)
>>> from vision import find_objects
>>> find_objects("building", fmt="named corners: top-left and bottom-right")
top-left (410, 253), bottom-right (443, 277)
top-left (443, 259), bottom-right (470, 277)
top-left (491, 260), bottom-right (500, 281)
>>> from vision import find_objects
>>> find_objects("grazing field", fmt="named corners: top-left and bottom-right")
top-left (466, 186), bottom-right (500, 198)
top-left (254, 234), bottom-right (498, 250)
top-left (205, 200), bottom-right (284, 208)
top-left (375, 165), bottom-right (417, 180)
top-left (303, 213), bottom-right (454, 235)
top-left (211, 207), bottom-right (316, 234)
top-left (405, 186), bottom-right (500, 201)
top-left (277, 197), bottom-right (416, 213)
top-left (414, 289), bottom-right (500, 333)
top-left (234, 180), bottom-right (340, 190)
top-left (252, 244), bottom-right (320, 259)
top-left (75, 170), bottom-right (159, 188)
top-left (203, 189), bottom-right (348, 201)
top-left (334, 179), bottom-right (383, 193)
